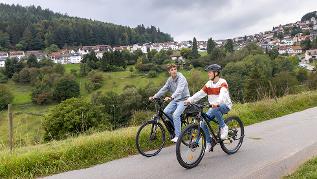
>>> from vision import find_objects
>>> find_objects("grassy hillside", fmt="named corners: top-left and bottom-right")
top-left (0, 64), bottom-right (204, 150)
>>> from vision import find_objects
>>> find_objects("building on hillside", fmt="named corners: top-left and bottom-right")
top-left (69, 53), bottom-right (82, 64)
top-left (9, 51), bottom-right (25, 60)
top-left (25, 51), bottom-right (46, 61)
top-left (305, 49), bottom-right (317, 63)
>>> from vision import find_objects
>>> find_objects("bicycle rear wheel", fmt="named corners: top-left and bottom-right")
top-left (220, 116), bottom-right (244, 154)
top-left (136, 120), bottom-right (166, 157)
top-left (176, 124), bottom-right (206, 169)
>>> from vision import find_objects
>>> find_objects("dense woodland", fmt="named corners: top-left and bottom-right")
top-left (0, 3), bottom-right (173, 51)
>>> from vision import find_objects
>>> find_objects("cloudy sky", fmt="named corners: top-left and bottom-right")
top-left (0, 0), bottom-right (316, 41)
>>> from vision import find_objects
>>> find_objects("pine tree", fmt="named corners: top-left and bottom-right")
top-left (207, 37), bottom-right (216, 54)
top-left (191, 37), bottom-right (199, 59)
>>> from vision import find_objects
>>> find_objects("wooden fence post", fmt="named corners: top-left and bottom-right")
top-left (8, 104), bottom-right (13, 152)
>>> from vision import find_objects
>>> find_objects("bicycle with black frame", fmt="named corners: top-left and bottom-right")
top-left (175, 102), bottom-right (244, 169)
top-left (135, 97), bottom-right (197, 157)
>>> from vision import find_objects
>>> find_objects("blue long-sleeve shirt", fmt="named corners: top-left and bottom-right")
top-left (154, 72), bottom-right (190, 101)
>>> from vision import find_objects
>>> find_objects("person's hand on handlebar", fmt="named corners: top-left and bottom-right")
top-left (164, 96), bottom-right (172, 102)
top-left (211, 103), bottom-right (220, 108)
top-left (149, 96), bottom-right (155, 101)
top-left (184, 99), bottom-right (191, 105)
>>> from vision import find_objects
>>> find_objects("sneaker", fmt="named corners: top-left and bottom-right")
top-left (171, 137), bottom-right (178, 143)
top-left (205, 143), bottom-right (213, 152)
top-left (220, 125), bottom-right (228, 140)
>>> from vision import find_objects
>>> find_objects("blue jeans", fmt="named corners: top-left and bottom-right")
top-left (163, 100), bottom-right (186, 137)
top-left (200, 104), bottom-right (230, 144)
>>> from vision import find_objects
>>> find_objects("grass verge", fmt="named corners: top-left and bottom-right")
top-left (284, 156), bottom-right (317, 179)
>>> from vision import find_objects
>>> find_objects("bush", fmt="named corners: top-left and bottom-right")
top-left (53, 78), bottom-right (80, 102)
top-left (0, 72), bottom-right (8, 83)
top-left (130, 110), bottom-right (154, 126)
top-left (43, 98), bottom-right (108, 140)
top-left (0, 85), bottom-right (13, 110)
top-left (307, 72), bottom-right (317, 90)
top-left (147, 70), bottom-right (157, 78)
top-left (31, 84), bottom-right (54, 104)
top-left (85, 70), bottom-right (104, 92)
top-left (53, 64), bottom-right (65, 75)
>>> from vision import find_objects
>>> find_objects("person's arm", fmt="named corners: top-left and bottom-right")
top-left (187, 83), bottom-right (208, 103)
top-left (171, 76), bottom-right (187, 99)
top-left (154, 78), bottom-right (170, 98)
top-left (216, 82), bottom-right (229, 104)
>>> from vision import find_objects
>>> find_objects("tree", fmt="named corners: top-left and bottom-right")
top-left (268, 48), bottom-right (279, 60)
top-left (301, 39), bottom-right (312, 50)
top-left (27, 54), bottom-right (39, 68)
top-left (0, 31), bottom-right (10, 50)
top-left (4, 58), bottom-right (24, 78)
top-left (44, 44), bottom-right (59, 54)
top-left (79, 63), bottom-right (91, 77)
top-left (191, 37), bottom-right (199, 59)
top-left (53, 64), bottom-right (65, 75)
top-left (207, 37), bottom-right (216, 54)
top-left (0, 85), bottom-right (13, 110)
top-left (224, 39), bottom-right (234, 53)
top-left (272, 71), bottom-right (298, 97)
top-left (180, 48), bottom-right (191, 59)
top-left (53, 78), bottom-right (80, 102)
top-left (296, 68), bottom-right (308, 83)
top-left (32, 83), bottom-right (54, 104)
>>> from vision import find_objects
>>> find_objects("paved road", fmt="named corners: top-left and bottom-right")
top-left (45, 107), bottom-right (317, 179)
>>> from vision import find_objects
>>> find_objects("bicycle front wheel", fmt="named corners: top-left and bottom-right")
top-left (176, 124), bottom-right (206, 169)
top-left (136, 120), bottom-right (166, 157)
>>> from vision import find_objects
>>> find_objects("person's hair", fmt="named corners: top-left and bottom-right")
top-left (167, 63), bottom-right (177, 70)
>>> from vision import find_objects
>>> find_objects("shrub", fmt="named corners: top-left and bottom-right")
top-left (31, 84), bottom-right (54, 104)
top-left (85, 70), bottom-right (104, 92)
top-left (53, 64), bottom-right (65, 75)
top-left (130, 110), bottom-right (155, 126)
top-left (0, 85), bottom-right (13, 110)
top-left (43, 98), bottom-right (108, 140)
top-left (0, 72), bottom-right (8, 83)
top-left (53, 78), bottom-right (80, 102)
top-left (148, 70), bottom-right (157, 78)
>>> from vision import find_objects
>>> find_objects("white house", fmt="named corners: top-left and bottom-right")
top-left (305, 49), bottom-right (317, 63)
top-left (288, 46), bottom-right (302, 55)
top-left (69, 53), bottom-right (82, 64)
top-left (78, 46), bottom-right (95, 56)
top-left (131, 44), bottom-right (141, 52)
top-left (9, 51), bottom-right (25, 60)
top-left (50, 52), bottom-right (69, 64)
top-left (0, 58), bottom-right (5, 67)
top-left (0, 52), bottom-right (9, 59)
top-left (141, 45), bottom-right (148, 53)
top-left (281, 38), bottom-right (294, 46)
top-left (96, 51), bottom-right (105, 59)
top-left (150, 44), bottom-right (163, 52)
top-left (278, 46), bottom-right (288, 54)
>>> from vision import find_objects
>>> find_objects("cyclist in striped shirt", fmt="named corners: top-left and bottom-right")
top-left (185, 64), bottom-right (233, 152)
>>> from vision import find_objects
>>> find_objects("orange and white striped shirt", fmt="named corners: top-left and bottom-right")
top-left (188, 78), bottom-right (233, 109)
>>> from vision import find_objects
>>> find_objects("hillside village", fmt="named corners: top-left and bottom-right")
top-left (0, 12), bottom-right (317, 71)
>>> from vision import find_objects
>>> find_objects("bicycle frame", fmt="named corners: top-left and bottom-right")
top-left (201, 112), bottom-right (221, 143)
top-left (152, 99), bottom-right (175, 136)
top-left (192, 109), bottom-right (222, 145)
